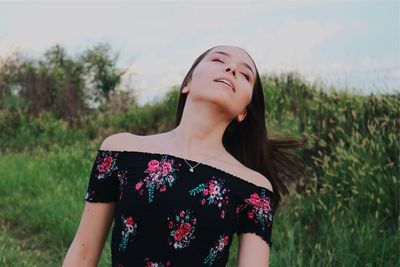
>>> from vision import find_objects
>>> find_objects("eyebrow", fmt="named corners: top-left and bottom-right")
top-left (210, 51), bottom-right (255, 78)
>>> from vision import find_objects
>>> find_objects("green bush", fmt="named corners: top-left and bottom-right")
top-left (0, 109), bottom-right (86, 153)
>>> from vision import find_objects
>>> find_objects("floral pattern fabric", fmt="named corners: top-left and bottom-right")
top-left (134, 156), bottom-right (181, 203)
top-left (118, 215), bottom-right (138, 252)
top-left (84, 149), bottom-right (275, 266)
top-left (188, 177), bottom-right (230, 219)
top-left (167, 209), bottom-right (197, 250)
top-left (235, 188), bottom-right (274, 245)
top-left (203, 234), bottom-right (231, 266)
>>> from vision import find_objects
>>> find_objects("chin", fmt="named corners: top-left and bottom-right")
top-left (201, 92), bottom-right (235, 112)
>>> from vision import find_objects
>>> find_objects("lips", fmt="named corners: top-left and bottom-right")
top-left (214, 77), bottom-right (235, 92)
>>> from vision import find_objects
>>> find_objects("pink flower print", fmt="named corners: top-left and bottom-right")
top-left (262, 199), bottom-right (271, 212)
top-left (144, 258), bottom-right (171, 267)
top-left (147, 159), bottom-right (160, 172)
top-left (118, 214), bottom-right (138, 252)
top-left (180, 222), bottom-right (191, 234)
top-left (247, 211), bottom-right (254, 219)
top-left (175, 222), bottom-right (193, 241)
top-left (249, 192), bottom-right (262, 207)
top-left (118, 170), bottom-right (128, 200)
top-left (242, 188), bottom-right (274, 231)
top-left (167, 209), bottom-right (197, 250)
top-left (245, 192), bottom-right (272, 216)
top-left (211, 184), bottom-right (220, 195)
top-left (189, 177), bottom-right (230, 219)
top-left (174, 230), bottom-right (183, 241)
top-left (220, 210), bottom-right (225, 219)
top-left (126, 216), bottom-right (134, 225)
top-left (167, 176), bottom-right (175, 183)
top-left (160, 184), bottom-right (167, 192)
top-left (135, 181), bottom-right (143, 190)
top-left (203, 234), bottom-right (230, 266)
top-left (209, 183), bottom-right (214, 191)
top-left (162, 162), bottom-right (172, 175)
top-left (136, 156), bottom-right (181, 203)
top-left (99, 156), bottom-right (113, 173)
top-left (217, 239), bottom-right (227, 250)
top-left (95, 151), bottom-right (118, 179)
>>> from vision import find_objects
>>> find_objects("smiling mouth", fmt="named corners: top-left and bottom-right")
top-left (214, 80), bottom-right (235, 92)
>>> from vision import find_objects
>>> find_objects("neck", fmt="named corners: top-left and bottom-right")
top-left (171, 98), bottom-right (232, 158)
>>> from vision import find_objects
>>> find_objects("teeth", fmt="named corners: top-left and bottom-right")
top-left (216, 79), bottom-right (232, 88)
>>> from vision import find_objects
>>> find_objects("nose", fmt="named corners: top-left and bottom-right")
top-left (225, 66), bottom-right (237, 77)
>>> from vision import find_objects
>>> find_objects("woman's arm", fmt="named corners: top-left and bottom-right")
top-left (63, 134), bottom-right (129, 266)
top-left (62, 201), bottom-right (115, 267)
top-left (237, 172), bottom-right (273, 267)
top-left (237, 232), bottom-right (270, 267)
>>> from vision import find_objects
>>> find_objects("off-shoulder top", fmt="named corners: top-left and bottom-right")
top-left (84, 149), bottom-right (275, 267)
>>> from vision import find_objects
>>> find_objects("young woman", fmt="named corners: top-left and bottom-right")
top-left (63, 45), bottom-right (305, 267)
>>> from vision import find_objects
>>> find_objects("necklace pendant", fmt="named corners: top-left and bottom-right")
top-left (189, 167), bottom-right (194, 173)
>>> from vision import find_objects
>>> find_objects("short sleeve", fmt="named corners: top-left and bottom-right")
top-left (83, 150), bottom-right (120, 202)
top-left (236, 187), bottom-right (275, 248)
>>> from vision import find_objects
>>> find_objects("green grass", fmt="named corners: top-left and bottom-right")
top-left (1, 141), bottom-right (397, 266)
top-left (0, 143), bottom-right (109, 266)
top-left (0, 143), bottom-right (240, 266)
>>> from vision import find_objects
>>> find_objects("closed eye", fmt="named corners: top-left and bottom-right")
top-left (212, 59), bottom-right (250, 81)
top-left (212, 59), bottom-right (224, 63)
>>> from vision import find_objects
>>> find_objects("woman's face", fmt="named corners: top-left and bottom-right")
top-left (186, 45), bottom-right (256, 120)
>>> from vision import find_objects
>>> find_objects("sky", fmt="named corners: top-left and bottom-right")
top-left (0, 0), bottom-right (399, 106)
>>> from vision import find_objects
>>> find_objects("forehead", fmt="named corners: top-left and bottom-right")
top-left (207, 46), bottom-right (255, 72)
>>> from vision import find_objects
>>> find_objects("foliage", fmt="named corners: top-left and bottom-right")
top-left (0, 42), bottom-right (127, 124)
top-left (80, 43), bottom-right (126, 105)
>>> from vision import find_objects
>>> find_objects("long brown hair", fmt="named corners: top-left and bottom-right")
top-left (174, 45), bottom-right (306, 212)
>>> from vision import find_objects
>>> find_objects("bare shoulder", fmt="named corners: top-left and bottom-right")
top-left (99, 131), bottom-right (171, 153)
top-left (243, 168), bottom-right (274, 193)
top-left (99, 132), bottom-right (141, 151)
top-left (221, 154), bottom-right (273, 193)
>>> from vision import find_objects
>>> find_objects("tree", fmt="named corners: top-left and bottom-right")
top-left (80, 43), bottom-right (125, 105)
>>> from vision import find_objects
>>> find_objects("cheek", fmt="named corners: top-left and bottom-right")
top-left (239, 91), bottom-right (252, 107)
top-left (190, 66), bottom-right (208, 85)
top-left (190, 66), bottom-right (216, 90)
top-left (238, 83), bottom-right (253, 101)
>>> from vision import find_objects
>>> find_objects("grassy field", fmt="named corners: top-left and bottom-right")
top-left (0, 76), bottom-right (398, 266)
top-left (1, 141), bottom-right (397, 266)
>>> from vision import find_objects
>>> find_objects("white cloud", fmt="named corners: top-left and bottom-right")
top-left (246, 17), bottom-right (343, 72)
top-left (297, 57), bottom-right (400, 94)
top-left (123, 15), bottom-right (346, 105)
top-left (0, 2), bottom-right (398, 105)
top-left (391, 69), bottom-right (400, 78)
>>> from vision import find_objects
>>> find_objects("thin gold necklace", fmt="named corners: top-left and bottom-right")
top-left (172, 130), bottom-right (226, 173)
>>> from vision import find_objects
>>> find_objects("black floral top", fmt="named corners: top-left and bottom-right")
top-left (84, 149), bottom-right (275, 267)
